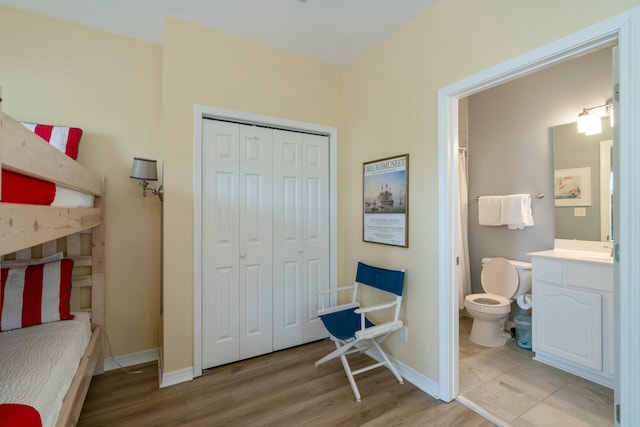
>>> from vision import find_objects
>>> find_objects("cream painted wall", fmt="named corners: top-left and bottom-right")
top-left (160, 17), bottom-right (342, 372)
top-left (0, 6), bottom-right (163, 358)
top-left (341, 0), bottom-right (640, 381)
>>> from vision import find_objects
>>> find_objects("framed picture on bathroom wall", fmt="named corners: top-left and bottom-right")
top-left (554, 167), bottom-right (592, 207)
top-left (362, 154), bottom-right (409, 247)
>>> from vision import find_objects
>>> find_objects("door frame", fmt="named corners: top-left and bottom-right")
top-left (192, 105), bottom-right (338, 377)
top-left (437, 8), bottom-right (640, 425)
top-left (600, 139), bottom-right (613, 242)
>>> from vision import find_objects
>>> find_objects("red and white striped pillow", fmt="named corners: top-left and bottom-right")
top-left (20, 122), bottom-right (83, 160)
top-left (0, 259), bottom-right (74, 332)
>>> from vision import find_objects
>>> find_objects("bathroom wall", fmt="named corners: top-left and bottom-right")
top-left (467, 47), bottom-right (612, 293)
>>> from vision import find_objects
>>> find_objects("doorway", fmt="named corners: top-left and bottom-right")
top-left (437, 9), bottom-right (640, 426)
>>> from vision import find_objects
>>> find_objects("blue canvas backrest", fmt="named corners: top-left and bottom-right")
top-left (355, 262), bottom-right (405, 296)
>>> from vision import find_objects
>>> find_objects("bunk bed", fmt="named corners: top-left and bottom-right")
top-left (0, 86), bottom-right (105, 427)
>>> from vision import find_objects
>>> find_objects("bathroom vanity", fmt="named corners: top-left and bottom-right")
top-left (528, 240), bottom-right (614, 388)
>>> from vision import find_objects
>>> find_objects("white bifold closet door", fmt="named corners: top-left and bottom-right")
top-left (201, 119), bottom-right (329, 370)
top-left (272, 129), bottom-right (330, 350)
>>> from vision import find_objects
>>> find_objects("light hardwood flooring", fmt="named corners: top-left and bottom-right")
top-left (79, 339), bottom-right (494, 426)
top-left (458, 316), bottom-right (614, 427)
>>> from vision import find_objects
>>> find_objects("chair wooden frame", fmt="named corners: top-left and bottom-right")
top-left (315, 261), bottom-right (405, 402)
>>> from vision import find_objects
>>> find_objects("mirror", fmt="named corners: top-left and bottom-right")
top-left (553, 117), bottom-right (613, 242)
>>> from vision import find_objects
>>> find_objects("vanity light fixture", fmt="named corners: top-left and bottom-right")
top-left (130, 157), bottom-right (163, 201)
top-left (577, 99), bottom-right (613, 135)
top-left (577, 108), bottom-right (602, 135)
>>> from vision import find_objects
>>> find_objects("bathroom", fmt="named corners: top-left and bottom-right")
top-left (457, 45), bottom-right (615, 425)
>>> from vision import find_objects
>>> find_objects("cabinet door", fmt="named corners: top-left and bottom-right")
top-left (534, 283), bottom-right (602, 371)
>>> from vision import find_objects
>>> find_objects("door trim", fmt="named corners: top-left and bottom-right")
top-left (192, 105), bottom-right (338, 377)
top-left (437, 9), bottom-right (640, 425)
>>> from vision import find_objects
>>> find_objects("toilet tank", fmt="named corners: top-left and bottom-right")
top-left (481, 257), bottom-right (532, 298)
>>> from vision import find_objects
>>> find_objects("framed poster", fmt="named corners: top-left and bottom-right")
top-left (554, 167), bottom-right (592, 207)
top-left (363, 154), bottom-right (409, 247)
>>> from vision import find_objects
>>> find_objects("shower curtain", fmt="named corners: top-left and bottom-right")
top-left (457, 149), bottom-right (471, 309)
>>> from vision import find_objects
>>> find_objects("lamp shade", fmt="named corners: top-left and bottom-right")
top-left (130, 157), bottom-right (158, 181)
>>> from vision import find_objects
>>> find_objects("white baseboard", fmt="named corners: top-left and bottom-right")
top-left (103, 346), bottom-right (192, 389)
top-left (389, 354), bottom-right (440, 398)
top-left (160, 367), bottom-right (193, 388)
top-left (104, 348), bottom-right (159, 372)
top-left (365, 349), bottom-right (440, 399)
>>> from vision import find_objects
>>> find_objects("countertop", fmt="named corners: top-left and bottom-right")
top-left (527, 249), bottom-right (613, 265)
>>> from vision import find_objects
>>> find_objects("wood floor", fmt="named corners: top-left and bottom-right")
top-left (79, 340), bottom-right (494, 426)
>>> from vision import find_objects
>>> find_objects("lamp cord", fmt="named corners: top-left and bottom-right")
top-left (103, 328), bottom-right (145, 374)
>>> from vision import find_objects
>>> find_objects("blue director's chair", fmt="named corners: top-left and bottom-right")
top-left (315, 261), bottom-right (405, 402)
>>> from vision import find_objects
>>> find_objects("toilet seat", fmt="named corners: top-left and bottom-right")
top-left (464, 293), bottom-right (511, 314)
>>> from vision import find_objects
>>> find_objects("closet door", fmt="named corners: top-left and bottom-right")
top-left (238, 125), bottom-right (273, 359)
top-left (201, 120), bottom-right (273, 369)
top-left (301, 133), bottom-right (331, 342)
top-left (272, 130), bottom-right (330, 350)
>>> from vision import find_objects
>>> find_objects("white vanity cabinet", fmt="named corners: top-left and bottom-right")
top-left (529, 253), bottom-right (613, 388)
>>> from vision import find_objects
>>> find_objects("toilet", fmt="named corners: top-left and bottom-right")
top-left (464, 257), bottom-right (532, 347)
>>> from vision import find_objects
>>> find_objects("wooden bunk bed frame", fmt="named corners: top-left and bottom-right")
top-left (0, 86), bottom-right (105, 427)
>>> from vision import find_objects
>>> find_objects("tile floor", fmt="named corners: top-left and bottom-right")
top-left (458, 316), bottom-right (614, 427)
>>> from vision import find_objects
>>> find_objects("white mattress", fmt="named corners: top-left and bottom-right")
top-left (0, 312), bottom-right (92, 427)
top-left (52, 186), bottom-right (94, 208)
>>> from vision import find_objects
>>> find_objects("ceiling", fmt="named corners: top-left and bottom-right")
top-left (0, 0), bottom-right (437, 67)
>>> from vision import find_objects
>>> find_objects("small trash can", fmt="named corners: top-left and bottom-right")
top-left (514, 314), bottom-right (532, 350)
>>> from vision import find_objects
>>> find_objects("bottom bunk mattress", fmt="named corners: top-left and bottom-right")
top-left (0, 312), bottom-right (92, 427)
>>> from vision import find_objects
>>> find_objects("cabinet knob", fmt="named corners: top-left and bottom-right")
top-left (240, 253), bottom-right (246, 258)
top-left (298, 249), bottom-right (304, 254)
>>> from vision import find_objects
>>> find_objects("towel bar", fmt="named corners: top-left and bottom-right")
top-left (475, 193), bottom-right (544, 201)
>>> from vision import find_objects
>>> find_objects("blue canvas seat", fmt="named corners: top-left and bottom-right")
top-left (315, 261), bottom-right (405, 402)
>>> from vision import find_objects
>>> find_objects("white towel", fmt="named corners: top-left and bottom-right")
top-left (501, 194), bottom-right (534, 229)
top-left (478, 196), bottom-right (503, 226)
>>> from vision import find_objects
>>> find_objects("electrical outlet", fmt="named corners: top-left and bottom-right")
top-left (400, 326), bottom-right (408, 342)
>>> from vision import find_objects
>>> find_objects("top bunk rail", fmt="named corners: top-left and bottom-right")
top-left (0, 86), bottom-right (105, 256)
top-left (0, 111), bottom-right (104, 196)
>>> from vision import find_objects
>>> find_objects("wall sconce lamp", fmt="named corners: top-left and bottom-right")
top-left (130, 157), bottom-right (163, 201)
top-left (577, 99), bottom-right (614, 136)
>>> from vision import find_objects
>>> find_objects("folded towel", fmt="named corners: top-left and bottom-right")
top-left (478, 196), bottom-right (503, 226)
top-left (501, 194), bottom-right (534, 229)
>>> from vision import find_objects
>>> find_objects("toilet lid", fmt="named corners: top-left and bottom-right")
top-left (481, 257), bottom-right (519, 298)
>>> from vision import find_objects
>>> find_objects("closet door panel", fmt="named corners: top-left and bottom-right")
top-left (302, 134), bottom-right (330, 341)
top-left (202, 120), bottom-right (241, 368)
top-left (203, 266), bottom-right (239, 366)
top-left (282, 261), bottom-right (301, 327)
top-left (273, 130), bottom-right (304, 350)
top-left (240, 263), bottom-right (271, 359)
top-left (239, 125), bottom-right (273, 359)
